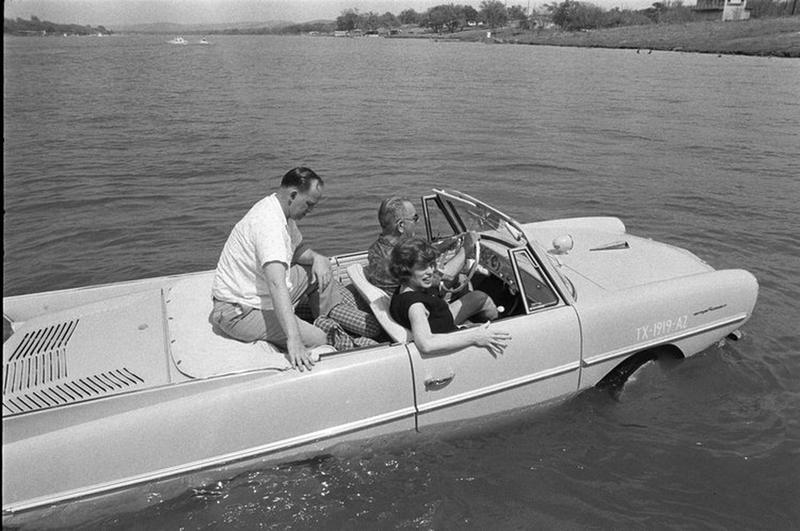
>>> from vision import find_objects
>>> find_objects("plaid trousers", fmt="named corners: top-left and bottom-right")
top-left (296, 282), bottom-right (385, 344)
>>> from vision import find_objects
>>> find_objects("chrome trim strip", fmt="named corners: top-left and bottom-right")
top-left (581, 313), bottom-right (749, 367)
top-left (2, 406), bottom-right (417, 514)
top-left (416, 361), bottom-right (580, 414)
top-left (414, 314), bottom-right (748, 416)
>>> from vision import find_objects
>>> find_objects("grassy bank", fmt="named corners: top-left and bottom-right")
top-left (434, 16), bottom-right (800, 57)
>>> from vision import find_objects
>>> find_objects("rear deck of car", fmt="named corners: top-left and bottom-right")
top-left (2, 252), bottom-right (372, 418)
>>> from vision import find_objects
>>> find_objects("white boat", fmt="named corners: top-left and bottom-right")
top-left (167, 36), bottom-right (187, 45)
top-left (1, 189), bottom-right (758, 525)
top-left (199, 37), bottom-right (210, 45)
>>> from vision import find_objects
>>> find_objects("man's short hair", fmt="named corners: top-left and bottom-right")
top-left (389, 238), bottom-right (437, 282)
top-left (378, 196), bottom-right (409, 231)
top-left (281, 167), bottom-right (322, 192)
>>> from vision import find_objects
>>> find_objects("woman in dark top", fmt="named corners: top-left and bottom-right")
top-left (389, 239), bottom-right (510, 356)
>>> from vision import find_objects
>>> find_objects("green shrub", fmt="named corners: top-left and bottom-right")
top-left (601, 8), bottom-right (653, 26)
top-left (551, 0), bottom-right (606, 30)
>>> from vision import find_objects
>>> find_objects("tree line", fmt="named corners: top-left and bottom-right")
top-left (333, 0), bottom-right (796, 33)
top-left (6, 0), bottom-right (794, 38)
top-left (548, 0), bottom-right (796, 29)
top-left (336, 1), bottom-right (527, 32)
top-left (4, 16), bottom-right (111, 35)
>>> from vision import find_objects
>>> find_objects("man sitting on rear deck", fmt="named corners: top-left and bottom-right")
top-left (210, 167), bottom-right (380, 372)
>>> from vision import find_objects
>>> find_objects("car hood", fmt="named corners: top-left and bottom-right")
top-left (522, 218), bottom-right (714, 291)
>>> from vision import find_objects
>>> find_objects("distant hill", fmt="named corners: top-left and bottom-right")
top-left (112, 20), bottom-right (294, 34)
top-left (4, 16), bottom-right (111, 35)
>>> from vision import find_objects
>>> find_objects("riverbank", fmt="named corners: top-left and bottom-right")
top-left (428, 16), bottom-right (800, 57)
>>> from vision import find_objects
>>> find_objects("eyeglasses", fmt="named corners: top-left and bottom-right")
top-left (398, 213), bottom-right (419, 224)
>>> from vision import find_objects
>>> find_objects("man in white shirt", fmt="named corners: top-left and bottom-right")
top-left (211, 167), bottom-right (342, 371)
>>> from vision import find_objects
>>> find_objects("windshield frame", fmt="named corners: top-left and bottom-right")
top-left (428, 189), bottom-right (576, 305)
top-left (429, 189), bottom-right (528, 247)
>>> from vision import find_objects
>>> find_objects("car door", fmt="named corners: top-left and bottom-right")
top-left (409, 246), bottom-right (582, 429)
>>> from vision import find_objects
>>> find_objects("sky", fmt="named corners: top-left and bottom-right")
top-left (4, 0), bottom-right (657, 27)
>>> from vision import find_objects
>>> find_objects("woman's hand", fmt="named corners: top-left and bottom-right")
top-left (470, 322), bottom-right (511, 357)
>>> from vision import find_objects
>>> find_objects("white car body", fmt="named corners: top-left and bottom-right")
top-left (1, 190), bottom-right (758, 524)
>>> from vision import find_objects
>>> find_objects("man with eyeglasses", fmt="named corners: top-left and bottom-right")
top-left (363, 196), bottom-right (495, 323)
top-left (364, 197), bottom-right (420, 294)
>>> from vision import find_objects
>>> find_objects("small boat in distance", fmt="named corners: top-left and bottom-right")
top-left (167, 36), bottom-right (187, 45)
top-left (199, 37), bottom-right (210, 45)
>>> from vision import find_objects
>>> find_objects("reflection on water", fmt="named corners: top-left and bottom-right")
top-left (3, 35), bottom-right (799, 529)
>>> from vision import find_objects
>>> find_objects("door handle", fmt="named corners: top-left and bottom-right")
top-left (425, 372), bottom-right (455, 389)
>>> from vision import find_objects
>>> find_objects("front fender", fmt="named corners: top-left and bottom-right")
top-left (575, 268), bottom-right (757, 389)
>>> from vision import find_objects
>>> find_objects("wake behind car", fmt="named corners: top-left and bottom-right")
top-left (2, 189), bottom-right (758, 524)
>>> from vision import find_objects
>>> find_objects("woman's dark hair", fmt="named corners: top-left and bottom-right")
top-left (390, 238), bottom-right (437, 282)
top-left (280, 167), bottom-right (322, 192)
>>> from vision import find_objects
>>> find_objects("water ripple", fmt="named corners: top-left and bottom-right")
top-left (4, 35), bottom-right (798, 530)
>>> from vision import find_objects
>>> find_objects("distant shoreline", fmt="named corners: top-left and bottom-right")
top-left (6, 15), bottom-right (798, 57)
top-left (399, 16), bottom-right (800, 58)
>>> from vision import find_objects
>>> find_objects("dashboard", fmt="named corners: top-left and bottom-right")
top-left (478, 240), bottom-right (517, 295)
top-left (476, 236), bottom-right (560, 312)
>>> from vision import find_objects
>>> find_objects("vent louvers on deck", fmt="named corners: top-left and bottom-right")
top-left (4, 320), bottom-right (76, 395)
top-left (3, 318), bottom-right (146, 415)
top-left (2, 368), bottom-right (146, 415)
top-left (4, 346), bottom-right (69, 394)
top-left (10, 319), bottom-right (78, 362)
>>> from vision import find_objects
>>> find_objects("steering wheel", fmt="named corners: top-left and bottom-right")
top-left (433, 231), bottom-right (481, 294)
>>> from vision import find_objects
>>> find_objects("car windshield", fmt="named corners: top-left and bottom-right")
top-left (434, 189), bottom-right (576, 302)
top-left (435, 190), bottom-right (528, 248)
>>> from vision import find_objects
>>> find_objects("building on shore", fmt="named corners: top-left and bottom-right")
top-left (693, 0), bottom-right (751, 21)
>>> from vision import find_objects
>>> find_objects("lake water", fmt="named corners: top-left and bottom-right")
top-left (3, 34), bottom-right (799, 529)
